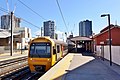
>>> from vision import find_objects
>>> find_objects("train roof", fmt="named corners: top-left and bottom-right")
top-left (31, 36), bottom-right (67, 45)
top-left (52, 39), bottom-right (67, 45)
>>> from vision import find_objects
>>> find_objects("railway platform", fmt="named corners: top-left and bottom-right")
top-left (0, 50), bottom-right (28, 61)
top-left (39, 52), bottom-right (120, 80)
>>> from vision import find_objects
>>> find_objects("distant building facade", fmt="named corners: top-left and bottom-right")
top-left (79, 20), bottom-right (92, 37)
top-left (1, 14), bottom-right (21, 30)
top-left (14, 27), bottom-right (32, 49)
top-left (93, 25), bottom-right (120, 65)
top-left (0, 14), bottom-right (31, 50)
top-left (43, 20), bottom-right (55, 39)
top-left (0, 27), bottom-right (31, 50)
top-left (94, 25), bottom-right (120, 46)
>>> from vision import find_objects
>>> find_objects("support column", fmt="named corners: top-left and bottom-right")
top-left (89, 42), bottom-right (91, 52)
top-left (10, 12), bottom-right (13, 56)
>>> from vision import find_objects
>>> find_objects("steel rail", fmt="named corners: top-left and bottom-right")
top-left (0, 56), bottom-right (27, 66)
top-left (0, 56), bottom-right (28, 76)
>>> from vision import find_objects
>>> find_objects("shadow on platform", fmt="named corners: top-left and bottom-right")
top-left (53, 58), bottom-right (120, 80)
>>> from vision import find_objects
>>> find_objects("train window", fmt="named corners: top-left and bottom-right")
top-left (47, 46), bottom-right (50, 53)
top-left (57, 45), bottom-right (60, 53)
top-left (29, 43), bottom-right (51, 58)
top-left (36, 46), bottom-right (46, 53)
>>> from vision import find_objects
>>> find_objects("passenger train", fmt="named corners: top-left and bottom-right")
top-left (28, 37), bottom-right (68, 72)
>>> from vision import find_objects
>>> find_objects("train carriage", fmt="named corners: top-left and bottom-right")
top-left (28, 37), bottom-right (68, 72)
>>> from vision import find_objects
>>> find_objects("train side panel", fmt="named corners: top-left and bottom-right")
top-left (28, 37), bottom-right (68, 72)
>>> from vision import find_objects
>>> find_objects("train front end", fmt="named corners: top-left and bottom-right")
top-left (28, 38), bottom-right (52, 72)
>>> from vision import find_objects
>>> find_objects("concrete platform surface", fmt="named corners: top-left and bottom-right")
top-left (39, 53), bottom-right (120, 80)
top-left (0, 50), bottom-right (28, 61)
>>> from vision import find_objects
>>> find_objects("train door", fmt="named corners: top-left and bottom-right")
top-left (56, 44), bottom-right (61, 61)
top-left (61, 44), bottom-right (63, 57)
top-left (51, 45), bottom-right (57, 66)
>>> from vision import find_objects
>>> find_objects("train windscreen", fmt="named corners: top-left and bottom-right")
top-left (29, 43), bottom-right (51, 58)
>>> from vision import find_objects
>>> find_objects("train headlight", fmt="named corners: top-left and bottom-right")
top-left (48, 59), bottom-right (49, 61)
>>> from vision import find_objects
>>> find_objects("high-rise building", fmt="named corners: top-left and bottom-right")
top-left (43, 20), bottom-right (55, 39)
top-left (1, 14), bottom-right (21, 30)
top-left (79, 20), bottom-right (92, 37)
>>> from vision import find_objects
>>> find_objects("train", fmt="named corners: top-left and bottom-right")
top-left (28, 37), bottom-right (68, 72)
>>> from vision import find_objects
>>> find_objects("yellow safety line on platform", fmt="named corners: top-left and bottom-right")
top-left (39, 53), bottom-right (74, 80)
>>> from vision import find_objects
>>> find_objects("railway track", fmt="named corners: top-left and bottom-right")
top-left (0, 56), bottom-right (27, 66)
top-left (1, 66), bottom-right (44, 80)
top-left (0, 56), bottom-right (44, 80)
top-left (0, 56), bottom-right (28, 77)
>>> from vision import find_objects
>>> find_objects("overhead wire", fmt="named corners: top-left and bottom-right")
top-left (20, 18), bottom-right (40, 29)
top-left (2, 0), bottom-right (69, 34)
top-left (0, 6), bottom-right (8, 13)
top-left (17, 0), bottom-right (46, 20)
top-left (56, 0), bottom-right (68, 33)
top-left (0, 2), bottom-right (41, 38)
top-left (0, 6), bottom-right (40, 29)
top-left (0, 7), bottom-right (15, 36)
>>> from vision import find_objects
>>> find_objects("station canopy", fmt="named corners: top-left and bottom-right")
top-left (70, 36), bottom-right (92, 42)
top-left (0, 29), bottom-right (20, 38)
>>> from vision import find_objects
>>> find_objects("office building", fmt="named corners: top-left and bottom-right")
top-left (1, 14), bottom-right (21, 30)
top-left (44, 20), bottom-right (55, 39)
top-left (79, 20), bottom-right (92, 37)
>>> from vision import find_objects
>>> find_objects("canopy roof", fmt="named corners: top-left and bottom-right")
top-left (0, 29), bottom-right (20, 38)
top-left (70, 36), bottom-right (92, 41)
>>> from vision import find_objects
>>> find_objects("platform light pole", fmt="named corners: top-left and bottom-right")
top-left (10, 12), bottom-right (13, 56)
top-left (101, 14), bottom-right (112, 66)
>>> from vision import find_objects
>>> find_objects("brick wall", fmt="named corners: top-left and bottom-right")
top-left (94, 27), bottom-right (120, 46)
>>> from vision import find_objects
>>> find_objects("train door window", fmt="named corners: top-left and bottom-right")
top-left (46, 43), bottom-right (50, 54)
top-left (57, 45), bottom-right (60, 53)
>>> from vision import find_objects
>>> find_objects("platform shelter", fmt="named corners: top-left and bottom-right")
top-left (70, 36), bottom-right (93, 53)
